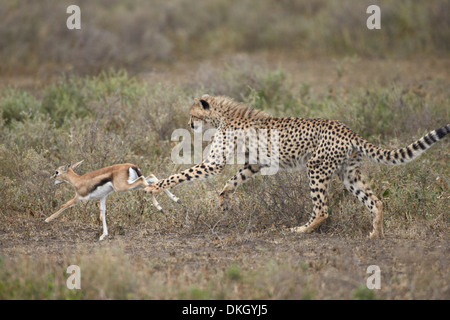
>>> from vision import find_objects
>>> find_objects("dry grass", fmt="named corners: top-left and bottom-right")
top-left (0, 55), bottom-right (448, 300)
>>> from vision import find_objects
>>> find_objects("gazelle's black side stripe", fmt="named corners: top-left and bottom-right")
top-left (89, 177), bottom-right (112, 194)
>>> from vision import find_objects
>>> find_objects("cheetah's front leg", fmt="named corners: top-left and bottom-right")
top-left (219, 164), bottom-right (261, 210)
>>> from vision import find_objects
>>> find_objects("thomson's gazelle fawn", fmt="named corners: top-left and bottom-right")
top-left (45, 160), bottom-right (180, 240)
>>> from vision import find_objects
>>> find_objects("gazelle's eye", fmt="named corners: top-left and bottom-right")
top-left (55, 171), bottom-right (59, 175)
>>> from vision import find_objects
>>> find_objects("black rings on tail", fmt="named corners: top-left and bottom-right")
top-left (353, 124), bottom-right (449, 165)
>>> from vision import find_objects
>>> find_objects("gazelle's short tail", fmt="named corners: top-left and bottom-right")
top-left (352, 124), bottom-right (449, 165)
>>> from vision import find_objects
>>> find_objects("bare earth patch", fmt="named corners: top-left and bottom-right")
top-left (0, 215), bottom-right (448, 300)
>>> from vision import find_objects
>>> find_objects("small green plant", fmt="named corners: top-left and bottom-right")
top-left (353, 285), bottom-right (381, 300)
top-left (179, 286), bottom-right (212, 300)
top-left (226, 263), bottom-right (243, 282)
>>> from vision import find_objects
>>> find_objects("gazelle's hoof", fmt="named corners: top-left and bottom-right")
top-left (99, 234), bottom-right (108, 241)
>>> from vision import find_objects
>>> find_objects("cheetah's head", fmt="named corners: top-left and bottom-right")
top-left (188, 94), bottom-right (217, 132)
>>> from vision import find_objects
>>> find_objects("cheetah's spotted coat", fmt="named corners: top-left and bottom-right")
top-left (146, 95), bottom-right (449, 238)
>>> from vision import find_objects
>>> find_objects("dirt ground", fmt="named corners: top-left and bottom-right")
top-left (0, 213), bottom-right (448, 300)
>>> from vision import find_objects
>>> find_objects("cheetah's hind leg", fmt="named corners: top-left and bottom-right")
top-left (338, 153), bottom-right (384, 239)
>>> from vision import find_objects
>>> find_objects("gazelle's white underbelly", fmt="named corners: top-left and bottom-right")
top-left (79, 182), bottom-right (115, 200)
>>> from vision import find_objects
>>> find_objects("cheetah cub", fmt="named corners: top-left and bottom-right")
top-left (146, 95), bottom-right (449, 238)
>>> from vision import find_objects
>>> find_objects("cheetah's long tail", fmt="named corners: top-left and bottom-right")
top-left (352, 124), bottom-right (449, 165)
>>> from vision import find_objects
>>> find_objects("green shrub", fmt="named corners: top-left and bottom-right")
top-left (40, 76), bottom-right (91, 126)
top-left (0, 87), bottom-right (40, 125)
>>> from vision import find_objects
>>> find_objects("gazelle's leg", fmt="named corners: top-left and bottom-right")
top-left (45, 196), bottom-right (78, 223)
top-left (151, 195), bottom-right (164, 212)
top-left (147, 174), bottom-right (181, 204)
top-left (99, 197), bottom-right (108, 241)
top-left (163, 189), bottom-right (181, 204)
top-left (98, 202), bottom-right (102, 222)
top-left (145, 175), bottom-right (166, 212)
top-left (126, 175), bottom-right (149, 190)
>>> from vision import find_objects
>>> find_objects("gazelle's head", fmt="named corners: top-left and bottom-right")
top-left (51, 160), bottom-right (84, 185)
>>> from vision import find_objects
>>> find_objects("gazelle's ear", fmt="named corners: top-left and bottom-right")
top-left (71, 160), bottom-right (84, 170)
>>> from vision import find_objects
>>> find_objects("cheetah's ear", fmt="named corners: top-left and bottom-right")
top-left (199, 99), bottom-right (210, 110)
